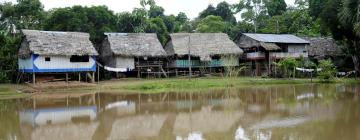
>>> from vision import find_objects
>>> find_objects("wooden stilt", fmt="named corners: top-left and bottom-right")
top-left (66, 73), bottom-right (69, 83)
top-left (78, 73), bottom-right (81, 82)
top-left (92, 72), bottom-right (95, 83)
top-left (175, 68), bottom-right (178, 77)
top-left (32, 73), bottom-right (36, 85)
top-left (97, 65), bottom-right (100, 83)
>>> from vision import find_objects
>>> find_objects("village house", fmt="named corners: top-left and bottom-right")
top-left (236, 33), bottom-right (310, 76)
top-left (18, 30), bottom-right (98, 83)
top-left (164, 33), bottom-right (243, 76)
top-left (100, 33), bottom-right (167, 77)
top-left (304, 37), bottom-right (352, 71)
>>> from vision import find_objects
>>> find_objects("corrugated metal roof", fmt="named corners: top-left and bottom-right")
top-left (243, 33), bottom-right (310, 44)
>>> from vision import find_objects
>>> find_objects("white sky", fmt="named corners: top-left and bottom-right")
top-left (1, 0), bottom-right (296, 20)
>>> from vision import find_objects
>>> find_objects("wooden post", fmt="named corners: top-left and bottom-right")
top-left (65, 73), bottom-right (69, 83)
top-left (32, 73), bottom-right (36, 85)
top-left (137, 57), bottom-right (140, 78)
top-left (293, 67), bottom-right (296, 79)
top-left (188, 35), bottom-right (192, 80)
top-left (268, 55), bottom-right (271, 76)
top-left (78, 73), bottom-right (81, 82)
top-left (92, 72), bottom-right (95, 83)
top-left (175, 68), bottom-right (178, 77)
top-left (97, 65), bottom-right (100, 83)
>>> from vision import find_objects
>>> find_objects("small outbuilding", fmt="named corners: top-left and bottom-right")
top-left (100, 33), bottom-right (167, 77)
top-left (303, 37), bottom-right (343, 60)
top-left (164, 33), bottom-right (243, 75)
top-left (18, 30), bottom-right (98, 83)
top-left (235, 33), bottom-right (310, 76)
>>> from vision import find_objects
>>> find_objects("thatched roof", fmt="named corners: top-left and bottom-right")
top-left (165, 33), bottom-right (243, 61)
top-left (19, 30), bottom-right (98, 58)
top-left (260, 42), bottom-right (281, 51)
top-left (243, 33), bottom-right (310, 44)
top-left (104, 33), bottom-right (167, 57)
top-left (302, 37), bottom-right (343, 58)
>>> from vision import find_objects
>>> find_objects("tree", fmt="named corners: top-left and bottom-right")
top-left (199, 5), bottom-right (217, 19)
top-left (215, 2), bottom-right (237, 24)
top-left (176, 12), bottom-right (188, 24)
top-left (161, 15), bottom-right (180, 33)
top-left (265, 0), bottom-right (287, 16)
top-left (44, 6), bottom-right (116, 43)
top-left (0, 34), bottom-right (20, 83)
top-left (199, 2), bottom-right (236, 24)
top-left (116, 8), bottom-right (148, 33)
top-left (235, 0), bottom-right (268, 32)
top-left (0, 0), bottom-right (45, 32)
top-left (318, 0), bottom-right (360, 75)
top-left (145, 17), bottom-right (168, 45)
top-left (196, 15), bottom-right (229, 33)
top-left (309, 0), bottom-right (326, 18)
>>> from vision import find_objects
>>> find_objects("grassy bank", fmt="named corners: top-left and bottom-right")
top-left (0, 84), bottom-right (28, 99)
top-left (121, 77), bottom-right (359, 93)
top-left (0, 77), bottom-right (359, 99)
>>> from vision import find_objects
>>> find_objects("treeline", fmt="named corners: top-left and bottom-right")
top-left (0, 0), bottom-right (359, 82)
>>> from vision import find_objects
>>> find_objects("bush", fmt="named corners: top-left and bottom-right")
top-left (222, 55), bottom-right (246, 78)
top-left (274, 58), bottom-right (298, 78)
top-left (317, 59), bottom-right (337, 82)
top-left (0, 34), bottom-right (20, 83)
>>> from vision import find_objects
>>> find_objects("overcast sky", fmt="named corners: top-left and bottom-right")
top-left (1, 0), bottom-right (296, 20)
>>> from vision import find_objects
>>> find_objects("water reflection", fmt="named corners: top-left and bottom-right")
top-left (0, 84), bottom-right (359, 140)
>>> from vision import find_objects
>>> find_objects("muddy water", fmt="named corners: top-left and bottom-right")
top-left (0, 84), bottom-right (360, 140)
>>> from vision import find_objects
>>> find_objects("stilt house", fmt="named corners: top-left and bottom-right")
top-left (164, 33), bottom-right (243, 74)
top-left (236, 33), bottom-right (310, 76)
top-left (100, 33), bottom-right (167, 77)
top-left (18, 30), bottom-right (98, 83)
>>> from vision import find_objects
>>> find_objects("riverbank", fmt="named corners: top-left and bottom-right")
top-left (0, 77), bottom-right (359, 99)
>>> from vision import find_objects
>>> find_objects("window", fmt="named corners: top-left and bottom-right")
top-left (70, 55), bottom-right (89, 62)
top-left (45, 57), bottom-right (51, 62)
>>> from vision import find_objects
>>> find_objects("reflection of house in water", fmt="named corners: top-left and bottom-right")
top-left (20, 106), bottom-right (97, 126)
top-left (19, 93), bottom-right (98, 140)
top-left (107, 114), bottom-right (168, 140)
top-left (104, 101), bottom-right (136, 116)
top-left (173, 106), bottom-right (243, 137)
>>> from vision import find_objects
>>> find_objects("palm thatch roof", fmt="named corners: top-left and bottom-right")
top-left (103, 33), bottom-right (167, 57)
top-left (18, 30), bottom-right (98, 58)
top-left (165, 33), bottom-right (243, 61)
top-left (302, 37), bottom-right (343, 58)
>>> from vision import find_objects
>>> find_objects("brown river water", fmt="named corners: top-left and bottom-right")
top-left (0, 84), bottom-right (360, 140)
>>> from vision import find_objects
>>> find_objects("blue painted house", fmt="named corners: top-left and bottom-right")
top-left (18, 30), bottom-right (98, 83)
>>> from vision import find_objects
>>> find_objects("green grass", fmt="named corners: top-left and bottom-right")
top-left (0, 77), bottom-right (359, 99)
top-left (0, 84), bottom-right (28, 100)
top-left (122, 77), bottom-right (359, 93)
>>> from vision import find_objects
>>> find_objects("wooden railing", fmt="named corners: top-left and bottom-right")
top-left (246, 52), bottom-right (266, 59)
top-left (270, 52), bottom-right (308, 59)
top-left (174, 60), bottom-right (223, 68)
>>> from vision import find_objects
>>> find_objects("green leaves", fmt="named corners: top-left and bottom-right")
top-left (318, 59), bottom-right (337, 82)
top-left (196, 15), bottom-right (229, 33)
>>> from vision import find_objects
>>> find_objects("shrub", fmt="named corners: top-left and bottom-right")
top-left (317, 59), bottom-right (337, 82)
top-left (274, 58), bottom-right (298, 78)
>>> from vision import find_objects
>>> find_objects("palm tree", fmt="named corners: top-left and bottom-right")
top-left (338, 0), bottom-right (360, 75)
